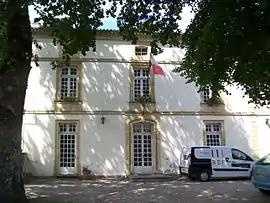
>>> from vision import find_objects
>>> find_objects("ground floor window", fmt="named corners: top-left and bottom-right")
top-left (204, 122), bottom-right (224, 146)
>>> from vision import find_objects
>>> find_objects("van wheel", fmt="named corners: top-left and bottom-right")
top-left (259, 189), bottom-right (270, 195)
top-left (199, 171), bottom-right (210, 182)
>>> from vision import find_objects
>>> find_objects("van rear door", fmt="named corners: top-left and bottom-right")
top-left (180, 147), bottom-right (190, 174)
top-left (189, 147), bottom-right (212, 177)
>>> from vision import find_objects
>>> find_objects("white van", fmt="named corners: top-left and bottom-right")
top-left (179, 146), bottom-right (255, 182)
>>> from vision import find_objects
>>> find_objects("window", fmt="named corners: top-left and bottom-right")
top-left (204, 122), bottom-right (224, 146)
top-left (59, 67), bottom-right (78, 101)
top-left (231, 149), bottom-right (253, 161)
top-left (232, 149), bottom-right (247, 160)
top-left (135, 46), bottom-right (148, 56)
top-left (201, 86), bottom-right (212, 102)
top-left (133, 68), bottom-right (150, 101)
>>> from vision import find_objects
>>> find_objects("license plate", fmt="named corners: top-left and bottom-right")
top-left (255, 174), bottom-right (265, 179)
top-left (181, 168), bottom-right (188, 173)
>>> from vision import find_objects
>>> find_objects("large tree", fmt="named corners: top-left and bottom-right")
top-left (0, 0), bottom-right (112, 202)
top-left (1, 0), bottom-right (270, 202)
top-left (116, 0), bottom-right (270, 106)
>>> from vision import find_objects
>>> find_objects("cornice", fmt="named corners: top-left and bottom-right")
top-left (32, 57), bottom-right (181, 65)
top-left (31, 27), bottom-right (152, 42)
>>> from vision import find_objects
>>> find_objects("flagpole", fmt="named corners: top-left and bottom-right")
top-left (148, 52), bottom-right (152, 102)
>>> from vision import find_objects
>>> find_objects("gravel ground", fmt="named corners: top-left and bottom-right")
top-left (25, 178), bottom-right (270, 203)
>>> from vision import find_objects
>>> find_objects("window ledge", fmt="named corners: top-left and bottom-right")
top-left (55, 100), bottom-right (82, 103)
top-left (54, 100), bottom-right (83, 112)
top-left (129, 101), bottom-right (156, 112)
top-left (130, 100), bottom-right (156, 104)
top-left (200, 102), bottom-right (225, 106)
top-left (200, 103), bottom-right (226, 113)
top-left (131, 55), bottom-right (149, 62)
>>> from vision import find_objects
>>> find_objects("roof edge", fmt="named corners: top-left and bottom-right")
top-left (31, 27), bottom-right (152, 42)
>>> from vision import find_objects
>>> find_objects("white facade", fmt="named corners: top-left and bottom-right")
top-left (22, 30), bottom-right (270, 177)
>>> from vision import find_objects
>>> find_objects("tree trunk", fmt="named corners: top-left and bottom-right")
top-left (0, 0), bottom-right (32, 202)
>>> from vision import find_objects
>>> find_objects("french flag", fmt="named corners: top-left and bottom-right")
top-left (149, 54), bottom-right (165, 76)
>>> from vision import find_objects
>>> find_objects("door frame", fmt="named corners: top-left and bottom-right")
top-left (54, 120), bottom-right (81, 176)
top-left (125, 116), bottom-right (161, 175)
top-left (132, 122), bottom-right (154, 174)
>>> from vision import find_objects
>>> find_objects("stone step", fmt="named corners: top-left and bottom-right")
top-left (130, 174), bottom-right (178, 182)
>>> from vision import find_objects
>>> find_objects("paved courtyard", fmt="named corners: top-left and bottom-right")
top-left (25, 178), bottom-right (269, 203)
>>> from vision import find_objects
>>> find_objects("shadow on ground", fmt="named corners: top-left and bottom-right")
top-left (25, 178), bottom-right (269, 203)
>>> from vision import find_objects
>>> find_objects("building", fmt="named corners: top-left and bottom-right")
top-left (22, 29), bottom-right (270, 177)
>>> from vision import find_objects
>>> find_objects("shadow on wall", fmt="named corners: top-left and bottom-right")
top-left (23, 40), bottom-right (132, 176)
top-left (27, 39), bottom-right (131, 112)
top-left (160, 115), bottom-right (202, 174)
top-left (156, 68), bottom-right (253, 173)
top-left (23, 39), bottom-right (256, 177)
top-left (153, 48), bottom-right (254, 173)
top-left (159, 115), bottom-right (253, 174)
top-left (22, 115), bottom-right (54, 176)
top-left (23, 113), bottom-right (126, 176)
top-left (80, 114), bottom-right (126, 176)
top-left (225, 115), bottom-right (253, 155)
top-left (155, 48), bottom-right (200, 112)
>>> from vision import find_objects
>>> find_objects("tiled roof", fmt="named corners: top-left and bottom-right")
top-left (32, 27), bottom-right (151, 40)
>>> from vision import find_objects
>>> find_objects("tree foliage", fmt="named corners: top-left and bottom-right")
top-left (113, 0), bottom-right (270, 107)
top-left (176, 0), bottom-right (270, 107)
top-left (32, 0), bottom-right (106, 59)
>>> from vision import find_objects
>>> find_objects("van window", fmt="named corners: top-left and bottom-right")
top-left (231, 149), bottom-right (253, 161)
top-left (194, 148), bottom-right (211, 159)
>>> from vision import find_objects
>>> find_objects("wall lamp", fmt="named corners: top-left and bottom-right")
top-left (101, 115), bottom-right (106, 124)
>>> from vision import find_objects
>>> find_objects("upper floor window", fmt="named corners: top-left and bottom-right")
top-left (133, 68), bottom-right (150, 101)
top-left (135, 46), bottom-right (148, 56)
top-left (204, 122), bottom-right (224, 146)
top-left (60, 67), bottom-right (78, 101)
top-left (201, 86), bottom-right (212, 102)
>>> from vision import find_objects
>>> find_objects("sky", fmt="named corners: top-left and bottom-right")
top-left (29, 4), bottom-right (194, 32)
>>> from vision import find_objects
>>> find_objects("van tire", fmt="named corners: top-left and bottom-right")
top-left (199, 171), bottom-right (210, 182)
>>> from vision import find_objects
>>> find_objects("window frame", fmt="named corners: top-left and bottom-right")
top-left (132, 45), bottom-right (150, 61)
top-left (133, 68), bottom-right (151, 102)
top-left (199, 86), bottom-right (224, 106)
top-left (54, 119), bottom-right (80, 175)
top-left (135, 46), bottom-right (148, 56)
top-left (130, 63), bottom-right (155, 103)
top-left (203, 121), bottom-right (225, 146)
top-left (201, 86), bottom-right (212, 103)
top-left (231, 148), bottom-right (254, 161)
top-left (55, 62), bottom-right (82, 102)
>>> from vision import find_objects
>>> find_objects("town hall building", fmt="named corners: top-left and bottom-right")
top-left (21, 28), bottom-right (270, 177)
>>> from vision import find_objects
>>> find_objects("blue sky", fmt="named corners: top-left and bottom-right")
top-left (99, 18), bottom-right (118, 30)
top-left (29, 5), bottom-right (193, 31)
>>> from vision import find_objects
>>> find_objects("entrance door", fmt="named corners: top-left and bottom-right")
top-left (58, 123), bottom-right (77, 175)
top-left (133, 123), bottom-right (153, 174)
